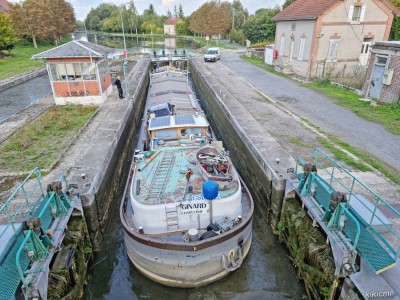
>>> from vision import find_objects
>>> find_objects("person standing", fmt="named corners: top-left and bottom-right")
top-left (115, 76), bottom-right (124, 99)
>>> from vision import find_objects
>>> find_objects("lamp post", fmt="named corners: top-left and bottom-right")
top-left (120, 7), bottom-right (128, 98)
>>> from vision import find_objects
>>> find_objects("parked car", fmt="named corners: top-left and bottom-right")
top-left (204, 47), bottom-right (221, 62)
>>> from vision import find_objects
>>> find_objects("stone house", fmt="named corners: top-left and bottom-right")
top-left (164, 18), bottom-right (181, 35)
top-left (272, 0), bottom-right (400, 79)
top-left (362, 41), bottom-right (400, 102)
top-left (32, 40), bottom-right (114, 105)
top-left (0, 0), bottom-right (9, 13)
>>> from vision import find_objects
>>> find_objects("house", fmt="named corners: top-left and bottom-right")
top-left (362, 41), bottom-right (400, 102)
top-left (272, 0), bottom-right (400, 79)
top-left (0, 0), bottom-right (9, 13)
top-left (164, 18), bottom-right (181, 35)
top-left (32, 40), bottom-right (114, 105)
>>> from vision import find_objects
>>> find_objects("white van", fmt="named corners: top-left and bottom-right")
top-left (204, 47), bottom-right (221, 62)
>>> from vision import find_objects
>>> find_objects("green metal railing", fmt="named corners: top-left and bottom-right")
top-left (15, 190), bottom-right (70, 292)
top-left (295, 148), bottom-right (400, 273)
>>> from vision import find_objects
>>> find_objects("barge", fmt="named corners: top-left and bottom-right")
top-left (120, 58), bottom-right (254, 287)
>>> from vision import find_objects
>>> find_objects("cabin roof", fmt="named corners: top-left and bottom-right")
top-left (164, 18), bottom-right (181, 25)
top-left (149, 115), bottom-right (208, 131)
top-left (32, 40), bottom-right (114, 59)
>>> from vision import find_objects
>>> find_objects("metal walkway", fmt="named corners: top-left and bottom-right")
top-left (0, 168), bottom-right (78, 300)
top-left (293, 148), bottom-right (400, 276)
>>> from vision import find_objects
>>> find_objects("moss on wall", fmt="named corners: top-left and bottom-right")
top-left (277, 197), bottom-right (336, 299)
top-left (48, 217), bottom-right (91, 299)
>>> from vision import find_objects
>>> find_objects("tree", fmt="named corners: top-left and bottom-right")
top-left (167, 9), bottom-right (172, 19)
top-left (178, 4), bottom-right (184, 19)
top-left (282, 0), bottom-right (295, 9)
top-left (47, 0), bottom-right (76, 45)
top-left (174, 5), bottom-right (178, 18)
top-left (189, 1), bottom-right (230, 39)
top-left (390, 1), bottom-right (400, 40)
top-left (85, 3), bottom-right (117, 31)
top-left (175, 19), bottom-right (189, 35)
top-left (0, 12), bottom-right (18, 56)
top-left (127, 1), bottom-right (139, 34)
top-left (9, 0), bottom-right (50, 48)
top-left (242, 7), bottom-right (280, 43)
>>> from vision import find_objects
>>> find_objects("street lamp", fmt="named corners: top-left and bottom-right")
top-left (120, 6), bottom-right (128, 98)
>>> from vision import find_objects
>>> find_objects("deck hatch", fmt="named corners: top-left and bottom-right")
top-left (175, 115), bottom-right (195, 125)
top-left (149, 116), bottom-right (171, 129)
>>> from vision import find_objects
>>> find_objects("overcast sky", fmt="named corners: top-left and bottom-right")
top-left (64, 0), bottom-right (285, 21)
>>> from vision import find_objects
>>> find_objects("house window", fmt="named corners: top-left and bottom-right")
top-left (348, 5), bottom-right (366, 23)
top-left (376, 56), bottom-right (388, 65)
top-left (279, 36), bottom-right (285, 56)
top-left (291, 23), bottom-right (296, 31)
top-left (327, 39), bottom-right (340, 61)
top-left (298, 37), bottom-right (306, 61)
top-left (361, 38), bottom-right (373, 54)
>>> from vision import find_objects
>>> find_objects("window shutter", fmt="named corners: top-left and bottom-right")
top-left (280, 37), bottom-right (285, 55)
top-left (360, 6), bottom-right (366, 22)
top-left (298, 38), bottom-right (305, 61)
top-left (348, 6), bottom-right (354, 22)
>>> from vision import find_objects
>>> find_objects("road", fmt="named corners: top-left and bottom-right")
top-left (219, 49), bottom-right (400, 172)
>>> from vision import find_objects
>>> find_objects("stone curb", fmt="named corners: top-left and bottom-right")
top-left (0, 68), bottom-right (47, 92)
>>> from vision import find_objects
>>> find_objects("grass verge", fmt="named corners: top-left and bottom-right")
top-left (0, 37), bottom-right (71, 80)
top-left (0, 105), bottom-right (97, 173)
top-left (306, 80), bottom-right (400, 135)
top-left (239, 54), bottom-right (289, 78)
top-left (191, 36), bottom-right (233, 49)
top-left (317, 137), bottom-right (400, 185)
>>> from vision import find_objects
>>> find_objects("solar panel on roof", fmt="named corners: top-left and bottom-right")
top-left (149, 117), bottom-right (170, 129)
top-left (175, 115), bottom-right (195, 125)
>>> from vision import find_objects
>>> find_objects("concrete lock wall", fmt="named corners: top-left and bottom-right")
top-left (189, 60), bottom-right (286, 228)
top-left (80, 60), bottom-right (150, 250)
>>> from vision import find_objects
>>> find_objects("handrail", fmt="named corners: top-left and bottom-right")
top-left (309, 148), bottom-right (400, 258)
top-left (339, 204), bottom-right (361, 252)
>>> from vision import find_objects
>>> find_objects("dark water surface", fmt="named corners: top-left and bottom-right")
top-left (0, 75), bottom-right (51, 123)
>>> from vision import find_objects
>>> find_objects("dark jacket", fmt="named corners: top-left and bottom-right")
top-left (115, 78), bottom-right (122, 89)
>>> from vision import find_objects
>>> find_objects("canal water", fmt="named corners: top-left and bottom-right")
top-left (0, 74), bottom-right (51, 123)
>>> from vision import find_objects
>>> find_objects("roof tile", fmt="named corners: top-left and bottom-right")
top-left (273, 0), bottom-right (338, 21)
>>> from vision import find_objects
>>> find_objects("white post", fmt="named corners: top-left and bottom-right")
top-left (120, 7), bottom-right (128, 98)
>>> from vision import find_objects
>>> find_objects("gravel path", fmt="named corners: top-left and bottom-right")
top-left (219, 50), bottom-right (400, 172)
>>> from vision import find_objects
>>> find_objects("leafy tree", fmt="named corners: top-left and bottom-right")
top-left (390, 1), bottom-right (400, 40)
top-left (282, 0), bottom-right (295, 9)
top-left (174, 5), bottom-right (178, 18)
top-left (175, 19), bottom-right (189, 35)
top-left (127, 1), bottom-right (139, 34)
top-left (229, 0), bottom-right (249, 30)
top-left (9, 0), bottom-right (51, 48)
top-left (47, 0), bottom-right (76, 45)
top-left (0, 12), bottom-right (18, 56)
top-left (85, 3), bottom-right (117, 31)
top-left (242, 7), bottom-right (280, 44)
top-left (167, 9), bottom-right (172, 19)
top-left (178, 4), bottom-right (184, 19)
top-left (229, 27), bottom-right (245, 44)
top-left (189, 1), bottom-right (230, 39)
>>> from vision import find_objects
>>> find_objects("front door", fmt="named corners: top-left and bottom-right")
top-left (369, 62), bottom-right (385, 99)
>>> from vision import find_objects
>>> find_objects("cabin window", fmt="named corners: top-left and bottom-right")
top-left (154, 129), bottom-right (177, 138)
top-left (188, 128), bottom-right (202, 135)
top-left (49, 62), bottom-right (97, 81)
top-left (181, 129), bottom-right (187, 136)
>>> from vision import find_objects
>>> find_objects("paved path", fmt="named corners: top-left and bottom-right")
top-left (219, 49), bottom-right (400, 172)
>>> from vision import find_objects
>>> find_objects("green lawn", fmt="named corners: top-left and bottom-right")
top-left (306, 80), bottom-right (400, 135)
top-left (0, 38), bottom-right (71, 80)
top-left (0, 105), bottom-right (97, 173)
